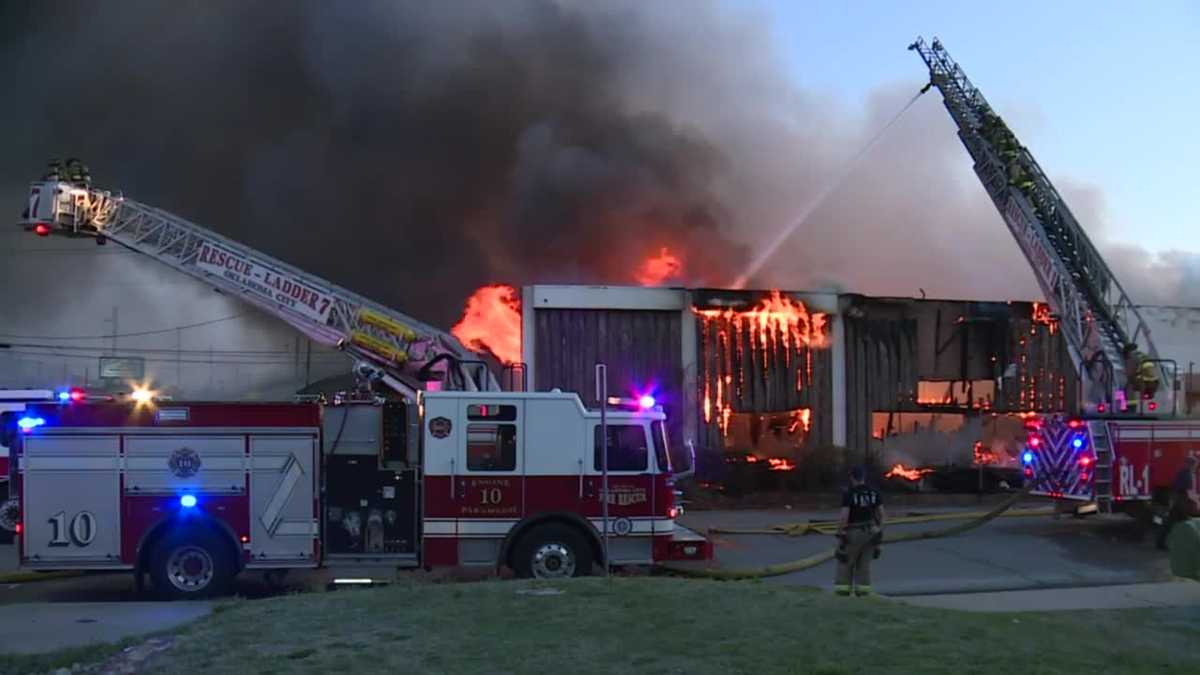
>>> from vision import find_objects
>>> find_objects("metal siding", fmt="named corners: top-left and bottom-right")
top-left (534, 308), bottom-right (683, 444)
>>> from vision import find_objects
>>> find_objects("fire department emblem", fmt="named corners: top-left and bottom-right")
top-left (168, 447), bottom-right (202, 478)
top-left (611, 517), bottom-right (633, 536)
top-left (429, 417), bottom-right (453, 439)
top-left (604, 485), bottom-right (648, 507)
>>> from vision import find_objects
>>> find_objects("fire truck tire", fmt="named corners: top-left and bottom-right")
top-left (0, 494), bottom-right (16, 545)
top-left (149, 528), bottom-right (235, 600)
top-left (512, 523), bottom-right (593, 579)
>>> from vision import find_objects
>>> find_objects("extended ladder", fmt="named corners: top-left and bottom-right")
top-left (21, 174), bottom-right (496, 398)
top-left (909, 38), bottom-right (1171, 415)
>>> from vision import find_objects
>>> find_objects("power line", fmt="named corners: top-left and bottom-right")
top-left (1, 347), bottom-right (349, 367)
top-left (0, 341), bottom-right (340, 357)
top-left (0, 314), bottom-right (248, 340)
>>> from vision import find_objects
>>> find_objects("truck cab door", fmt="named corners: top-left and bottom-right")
top-left (584, 421), bottom-right (655, 563)
top-left (452, 400), bottom-right (524, 565)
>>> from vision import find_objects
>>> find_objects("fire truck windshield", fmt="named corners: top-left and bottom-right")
top-left (651, 420), bottom-right (671, 473)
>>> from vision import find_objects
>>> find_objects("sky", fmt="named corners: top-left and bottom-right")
top-left (737, 0), bottom-right (1199, 255)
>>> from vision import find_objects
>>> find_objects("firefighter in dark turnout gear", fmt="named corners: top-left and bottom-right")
top-left (835, 466), bottom-right (885, 596)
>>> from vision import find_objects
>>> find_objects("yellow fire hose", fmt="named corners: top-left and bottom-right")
top-left (663, 487), bottom-right (1044, 580)
top-left (708, 506), bottom-right (1053, 538)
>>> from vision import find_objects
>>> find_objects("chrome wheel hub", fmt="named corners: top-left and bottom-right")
top-left (166, 545), bottom-right (214, 593)
top-left (531, 542), bottom-right (576, 579)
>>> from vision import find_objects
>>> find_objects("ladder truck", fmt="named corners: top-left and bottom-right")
top-left (910, 38), bottom-right (1198, 516)
top-left (8, 163), bottom-right (710, 595)
top-left (19, 158), bottom-right (497, 400)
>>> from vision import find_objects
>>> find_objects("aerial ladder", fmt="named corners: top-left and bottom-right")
top-left (17, 159), bottom-right (498, 401)
top-left (910, 38), bottom-right (1182, 512)
top-left (909, 38), bottom-right (1177, 418)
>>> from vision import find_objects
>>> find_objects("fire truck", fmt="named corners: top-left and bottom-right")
top-left (0, 389), bottom-right (56, 543)
top-left (9, 160), bottom-right (710, 597)
top-left (911, 39), bottom-right (1200, 516)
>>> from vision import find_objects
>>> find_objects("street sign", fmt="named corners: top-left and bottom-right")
top-left (99, 356), bottom-right (144, 380)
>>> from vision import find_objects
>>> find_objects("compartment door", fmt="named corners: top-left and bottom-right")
top-left (21, 435), bottom-right (122, 565)
top-left (250, 434), bottom-right (318, 564)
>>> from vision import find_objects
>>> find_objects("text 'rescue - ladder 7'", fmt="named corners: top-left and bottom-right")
top-left (18, 160), bottom-right (497, 399)
top-left (908, 38), bottom-right (1175, 417)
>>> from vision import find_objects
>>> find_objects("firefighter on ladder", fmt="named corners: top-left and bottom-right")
top-left (835, 466), bottom-right (885, 597)
top-left (1122, 343), bottom-right (1160, 403)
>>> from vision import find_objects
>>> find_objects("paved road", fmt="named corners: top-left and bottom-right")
top-left (678, 506), bottom-right (1174, 595)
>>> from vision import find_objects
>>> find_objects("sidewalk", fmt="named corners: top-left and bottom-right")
top-left (0, 602), bottom-right (212, 654)
top-left (892, 580), bottom-right (1200, 612)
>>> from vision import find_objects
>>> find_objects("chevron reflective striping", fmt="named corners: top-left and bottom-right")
top-left (261, 455), bottom-right (305, 535)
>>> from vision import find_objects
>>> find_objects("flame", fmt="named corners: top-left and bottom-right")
top-left (634, 248), bottom-right (683, 286)
top-left (787, 408), bottom-right (811, 434)
top-left (451, 284), bottom-right (522, 365)
top-left (696, 292), bottom-right (828, 437)
top-left (695, 291), bottom-right (829, 348)
top-left (740, 454), bottom-right (797, 471)
top-left (767, 457), bottom-right (796, 472)
top-left (1031, 302), bottom-right (1058, 334)
top-left (884, 463), bottom-right (934, 482)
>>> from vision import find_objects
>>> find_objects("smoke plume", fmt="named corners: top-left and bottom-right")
top-left (1, 0), bottom-right (1195, 337)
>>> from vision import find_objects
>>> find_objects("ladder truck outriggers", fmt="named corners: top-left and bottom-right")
top-left (5, 162), bottom-right (709, 597)
top-left (910, 38), bottom-right (1199, 517)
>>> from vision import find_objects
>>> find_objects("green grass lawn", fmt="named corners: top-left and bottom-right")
top-left (5, 577), bottom-right (1199, 674)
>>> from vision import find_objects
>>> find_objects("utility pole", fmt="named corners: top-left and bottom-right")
top-left (595, 363), bottom-right (610, 579)
top-left (176, 327), bottom-right (182, 392)
top-left (109, 307), bottom-right (118, 355)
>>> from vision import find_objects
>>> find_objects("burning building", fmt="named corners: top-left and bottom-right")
top-left (510, 285), bottom-right (1075, 487)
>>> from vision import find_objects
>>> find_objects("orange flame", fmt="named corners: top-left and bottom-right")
top-left (788, 409), bottom-right (811, 434)
top-left (697, 291), bottom-right (828, 437)
top-left (884, 463), bottom-right (934, 482)
top-left (741, 454), bottom-right (797, 471)
top-left (451, 284), bottom-right (522, 365)
top-left (696, 291), bottom-right (829, 349)
top-left (634, 248), bottom-right (683, 286)
top-left (973, 441), bottom-right (1010, 466)
top-left (767, 457), bottom-right (796, 472)
top-left (1032, 302), bottom-right (1058, 334)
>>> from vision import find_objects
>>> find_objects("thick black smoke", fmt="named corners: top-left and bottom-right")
top-left (0, 1), bottom-right (746, 327)
top-left (1, 0), bottom-right (1194, 334)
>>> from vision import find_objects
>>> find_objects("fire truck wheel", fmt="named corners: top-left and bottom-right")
top-left (149, 529), bottom-right (235, 600)
top-left (513, 524), bottom-right (593, 579)
top-left (0, 497), bottom-right (17, 544)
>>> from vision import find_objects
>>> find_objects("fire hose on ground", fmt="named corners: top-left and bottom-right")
top-left (661, 486), bottom-right (1046, 580)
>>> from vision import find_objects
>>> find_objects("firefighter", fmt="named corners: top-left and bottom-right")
top-left (1122, 344), bottom-right (1160, 401)
top-left (1157, 456), bottom-right (1199, 550)
top-left (834, 465), bottom-right (885, 597)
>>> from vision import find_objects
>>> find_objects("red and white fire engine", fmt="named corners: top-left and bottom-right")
top-left (912, 38), bottom-right (1200, 516)
top-left (11, 162), bottom-right (708, 597)
top-left (0, 389), bottom-right (56, 542)
top-left (3, 392), bottom-right (708, 598)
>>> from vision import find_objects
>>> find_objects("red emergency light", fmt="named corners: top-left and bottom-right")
top-left (33, 223), bottom-right (51, 236)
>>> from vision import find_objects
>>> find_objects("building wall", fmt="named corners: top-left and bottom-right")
top-left (533, 307), bottom-right (683, 442)
top-left (842, 295), bottom-right (1077, 458)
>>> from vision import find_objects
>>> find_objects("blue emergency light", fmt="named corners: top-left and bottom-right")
top-left (1072, 437), bottom-right (1084, 450)
top-left (179, 494), bottom-right (197, 509)
top-left (56, 391), bottom-right (71, 402)
top-left (1021, 451), bottom-right (1034, 464)
top-left (17, 416), bottom-right (45, 432)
